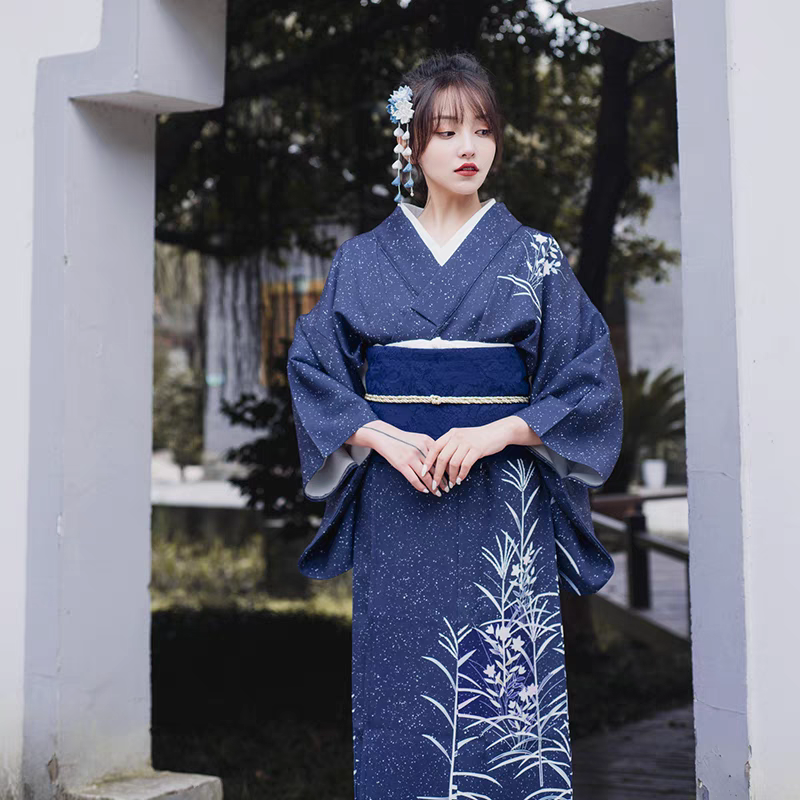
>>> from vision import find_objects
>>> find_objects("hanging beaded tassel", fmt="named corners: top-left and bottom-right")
top-left (386, 84), bottom-right (414, 203)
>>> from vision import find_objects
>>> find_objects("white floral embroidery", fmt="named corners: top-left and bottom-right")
top-left (496, 232), bottom-right (565, 324)
top-left (418, 456), bottom-right (572, 800)
top-left (416, 618), bottom-right (503, 800)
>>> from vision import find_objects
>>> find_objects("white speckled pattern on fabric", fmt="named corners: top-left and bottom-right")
top-left (286, 199), bottom-right (624, 798)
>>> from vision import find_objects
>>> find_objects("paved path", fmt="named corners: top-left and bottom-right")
top-left (573, 703), bottom-right (695, 798)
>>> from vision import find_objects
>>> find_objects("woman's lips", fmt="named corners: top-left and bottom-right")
top-left (455, 165), bottom-right (479, 175)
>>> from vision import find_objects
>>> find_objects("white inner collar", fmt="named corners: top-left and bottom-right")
top-left (399, 197), bottom-right (496, 266)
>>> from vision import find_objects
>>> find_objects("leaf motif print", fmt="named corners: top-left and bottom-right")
top-left (416, 618), bottom-right (503, 800)
top-left (418, 456), bottom-right (573, 800)
top-left (470, 457), bottom-right (572, 798)
top-left (496, 231), bottom-right (565, 324)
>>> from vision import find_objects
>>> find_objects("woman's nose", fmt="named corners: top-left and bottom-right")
top-left (459, 135), bottom-right (475, 158)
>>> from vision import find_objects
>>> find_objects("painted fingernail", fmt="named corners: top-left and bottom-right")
top-left (421, 464), bottom-right (428, 477)
top-left (448, 480), bottom-right (453, 489)
top-left (435, 489), bottom-right (442, 497)
top-left (423, 487), bottom-right (429, 493)
top-left (456, 477), bottom-right (461, 485)
top-left (431, 480), bottom-right (437, 491)
top-left (443, 484), bottom-right (449, 493)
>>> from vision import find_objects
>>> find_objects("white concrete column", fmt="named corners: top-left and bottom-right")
top-left (678, 0), bottom-right (800, 794)
top-left (0, 2), bottom-right (227, 799)
top-left (676, 0), bottom-right (800, 793)
top-left (571, 0), bottom-right (800, 796)
top-left (672, 1), bottom-right (751, 794)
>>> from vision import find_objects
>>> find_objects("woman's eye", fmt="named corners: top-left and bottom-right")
top-left (437, 130), bottom-right (492, 137)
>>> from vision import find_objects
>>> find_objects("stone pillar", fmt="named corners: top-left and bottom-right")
top-left (0, 2), bottom-right (226, 799)
top-left (569, 0), bottom-right (800, 795)
top-left (675, 0), bottom-right (800, 794)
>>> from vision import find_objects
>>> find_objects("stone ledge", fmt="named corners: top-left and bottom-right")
top-left (65, 770), bottom-right (223, 800)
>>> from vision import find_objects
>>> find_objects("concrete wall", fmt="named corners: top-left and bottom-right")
top-left (0, 2), bottom-right (225, 798)
top-left (1, 4), bottom-right (104, 794)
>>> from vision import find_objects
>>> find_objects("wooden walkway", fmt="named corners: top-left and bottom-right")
top-left (590, 550), bottom-right (690, 649)
top-left (573, 703), bottom-right (695, 798)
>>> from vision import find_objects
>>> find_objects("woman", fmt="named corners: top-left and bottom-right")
top-left (287, 51), bottom-right (623, 800)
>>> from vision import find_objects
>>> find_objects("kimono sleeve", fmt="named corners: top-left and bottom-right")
top-left (512, 234), bottom-right (623, 488)
top-left (510, 232), bottom-right (623, 596)
top-left (287, 243), bottom-right (380, 503)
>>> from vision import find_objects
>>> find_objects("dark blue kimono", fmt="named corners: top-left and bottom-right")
top-left (287, 200), bottom-right (623, 800)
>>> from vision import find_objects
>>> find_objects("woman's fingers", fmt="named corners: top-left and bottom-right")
top-left (386, 433), bottom-right (442, 496)
top-left (456, 449), bottom-right (480, 484)
top-left (446, 443), bottom-right (471, 485)
top-left (431, 440), bottom-right (459, 491)
top-left (421, 431), bottom-right (449, 478)
top-left (401, 463), bottom-right (431, 494)
top-left (417, 460), bottom-right (442, 496)
top-left (402, 453), bottom-right (441, 496)
top-left (397, 432), bottom-right (466, 497)
top-left (418, 432), bottom-right (479, 493)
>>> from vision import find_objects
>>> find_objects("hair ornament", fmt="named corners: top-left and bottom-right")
top-left (386, 84), bottom-right (414, 203)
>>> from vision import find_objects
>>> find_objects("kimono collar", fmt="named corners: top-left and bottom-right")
top-left (374, 199), bottom-right (523, 330)
top-left (399, 198), bottom-right (497, 265)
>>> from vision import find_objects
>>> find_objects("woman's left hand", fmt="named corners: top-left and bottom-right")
top-left (420, 419), bottom-right (512, 492)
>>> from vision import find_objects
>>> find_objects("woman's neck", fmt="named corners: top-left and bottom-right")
top-left (414, 193), bottom-right (486, 247)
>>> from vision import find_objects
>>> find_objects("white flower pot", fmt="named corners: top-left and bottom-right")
top-left (641, 457), bottom-right (667, 489)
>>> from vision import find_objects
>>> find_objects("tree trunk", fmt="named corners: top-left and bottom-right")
top-left (563, 28), bottom-right (640, 661)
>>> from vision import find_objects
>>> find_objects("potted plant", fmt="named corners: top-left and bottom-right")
top-left (633, 366), bottom-right (685, 489)
top-left (606, 366), bottom-right (685, 492)
top-left (640, 439), bottom-right (669, 488)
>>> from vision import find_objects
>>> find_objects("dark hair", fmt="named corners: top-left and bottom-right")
top-left (400, 51), bottom-right (504, 195)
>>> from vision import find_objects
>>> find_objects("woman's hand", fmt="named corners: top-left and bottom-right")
top-left (421, 416), bottom-right (539, 490)
top-left (349, 420), bottom-right (443, 495)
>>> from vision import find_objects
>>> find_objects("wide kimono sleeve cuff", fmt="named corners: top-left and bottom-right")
top-left (526, 444), bottom-right (605, 487)
top-left (305, 442), bottom-right (374, 500)
top-left (297, 403), bottom-right (379, 502)
top-left (512, 394), bottom-right (606, 488)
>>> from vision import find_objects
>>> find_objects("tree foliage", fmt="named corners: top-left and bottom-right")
top-left (155, 0), bottom-right (679, 305)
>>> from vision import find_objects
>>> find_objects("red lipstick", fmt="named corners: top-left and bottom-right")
top-left (455, 162), bottom-right (479, 175)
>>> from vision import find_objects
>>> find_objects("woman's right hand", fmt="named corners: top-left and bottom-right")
top-left (347, 420), bottom-right (446, 496)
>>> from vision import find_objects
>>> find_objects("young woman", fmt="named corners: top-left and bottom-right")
top-left (287, 51), bottom-right (623, 800)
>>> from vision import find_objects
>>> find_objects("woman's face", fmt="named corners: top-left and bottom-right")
top-left (400, 91), bottom-right (497, 200)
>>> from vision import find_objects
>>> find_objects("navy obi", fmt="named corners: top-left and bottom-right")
top-left (363, 345), bottom-right (530, 440)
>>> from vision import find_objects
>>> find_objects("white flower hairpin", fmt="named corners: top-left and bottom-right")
top-left (386, 84), bottom-right (414, 203)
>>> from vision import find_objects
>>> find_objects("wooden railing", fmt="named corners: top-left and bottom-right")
top-left (591, 491), bottom-right (690, 632)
